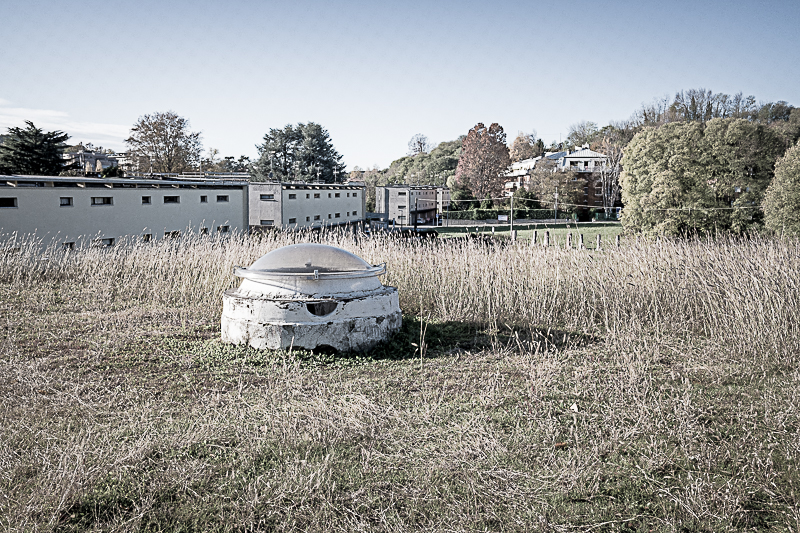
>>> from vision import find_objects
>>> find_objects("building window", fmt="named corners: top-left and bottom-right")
top-left (328, 214), bottom-right (332, 219)
top-left (91, 196), bottom-right (113, 206)
top-left (306, 216), bottom-right (310, 222)
top-left (59, 197), bottom-right (73, 207)
top-left (353, 192), bottom-right (357, 197)
top-left (346, 212), bottom-right (350, 216)
top-left (260, 194), bottom-right (274, 200)
top-left (335, 193), bottom-right (340, 198)
top-left (335, 213), bottom-right (340, 218)
top-left (142, 196), bottom-right (151, 205)
top-left (142, 234), bottom-right (152, 242)
top-left (288, 218), bottom-right (297, 224)
top-left (398, 205), bottom-right (406, 210)
top-left (164, 230), bottom-right (180, 239)
top-left (92, 237), bottom-right (115, 247)
top-left (306, 194), bottom-right (310, 198)
top-left (62, 242), bottom-right (75, 250)
top-left (217, 195), bottom-right (229, 203)
top-left (200, 227), bottom-right (209, 235)
top-left (200, 195), bottom-right (208, 203)
top-left (288, 194), bottom-right (296, 199)
top-left (0, 197), bottom-right (18, 208)
top-left (347, 193), bottom-right (350, 197)
top-left (164, 196), bottom-right (180, 204)
top-left (398, 192), bottom-right (406, 196)
top-left (353, 210), bottom-right (358, 216)
top-left (260, 220), bottom-right (274, 226)
top-left (217, 225), bottom-right (230, 233)
top-left (314, 193), bottom-right (320, 199)
top-left (314, 215), bottom-right (320, 221)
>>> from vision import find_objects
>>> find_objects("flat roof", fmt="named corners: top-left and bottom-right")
top-left (0, 174), bottom-right (248, 187)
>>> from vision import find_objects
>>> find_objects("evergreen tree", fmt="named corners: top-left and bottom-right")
top-left (252, 123), bottom-right (345, 183)
top-left (0, 121), bottom-right (71, 175)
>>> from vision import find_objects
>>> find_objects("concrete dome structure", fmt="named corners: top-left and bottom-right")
top-left (221, 244), bottom-right (401, 351)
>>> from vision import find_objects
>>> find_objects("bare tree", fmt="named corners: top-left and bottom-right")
top-left (454, 123), bottom-right (510, 200)
top-left (125, 111), bottom-right (202, 173)
top-left (407, 133), bottom-right (431, 156)
top-left (595, 123), bottom-right (633, 216)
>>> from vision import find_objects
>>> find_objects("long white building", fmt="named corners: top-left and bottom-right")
top-left (0, 175), bottom-right (248, 249)
top-left (248, 181), bottom-right (365, 231)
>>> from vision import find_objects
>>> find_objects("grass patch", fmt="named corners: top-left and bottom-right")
top-left (2, 231), bottom-right (800, 531)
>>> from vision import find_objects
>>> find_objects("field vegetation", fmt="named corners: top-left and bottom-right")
top-left (1, 230), bottom-right (799, 531)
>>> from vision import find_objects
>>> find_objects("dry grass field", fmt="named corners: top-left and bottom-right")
top-left (1, 230), bottom-right (799, 531)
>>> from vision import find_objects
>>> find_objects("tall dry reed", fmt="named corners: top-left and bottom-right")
top-left (2, 231), bottom-right (799, 358)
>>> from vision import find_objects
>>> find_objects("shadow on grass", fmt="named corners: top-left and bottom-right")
top-left (179, 316), bottom-right (601, 370)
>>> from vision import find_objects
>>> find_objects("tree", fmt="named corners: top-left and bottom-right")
top-left (201, 148), bottom-right (251, 173)
top-left (509, 131), bottom-right (543, 162)
top-left (454, 123), bottom-right (510, 200)
top-left (407, 133), bottom-right (431, 156)
top-left (383, 137), bottom-right (463, 187)
top-left (621, 118), bottom-right (786, 235)
top-left (594, 123), bottom-right (635, 216)
top-left (566, 121), bottom-right (599, 148)
top-left (125, 111), bottom-right (202, 173)
top-left (526, 158), bottom-right (585, 216)
top-left (252, 122), bottom-right (345, 183)
top-left (0, 121), bottom-right (72, 175)
top-left (763, 141), bottom-right (800, 235)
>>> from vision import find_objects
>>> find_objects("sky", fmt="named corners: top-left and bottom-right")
top-left (1, 0), bottom-right (799, 170)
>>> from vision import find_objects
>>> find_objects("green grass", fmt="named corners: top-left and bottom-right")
top-left (436, 222), bottom-right (624, 248)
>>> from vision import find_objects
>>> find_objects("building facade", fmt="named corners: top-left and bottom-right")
top-left (375, 185), bottom-right (450, 226)
top-left (248, 182), bottom-right (365, 231)
top-left (0, 175), bottom-right (248, 249)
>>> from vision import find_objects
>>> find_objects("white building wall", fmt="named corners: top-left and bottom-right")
top-left (0, 176), bottom-right (247, 248)
top-left (249, 182), bottom-right (366, 230)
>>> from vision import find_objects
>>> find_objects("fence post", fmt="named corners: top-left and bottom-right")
top-left (544, 231), bottom-right (550, 248)
top-left (532, 230), bottom-right (538, 245)
top-left (596, 233), bottom-right (602, 250)
top-left (566, 232), bottom-right (572, 250)
top-left (579, 233), bottom-right (584, 250)
top-left (615, 234), bottom-right (620, 247)
top-left (511, 230), bottom-right (517, 242)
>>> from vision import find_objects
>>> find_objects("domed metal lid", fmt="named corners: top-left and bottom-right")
top-left (234, 243), bottom-right (385, 282)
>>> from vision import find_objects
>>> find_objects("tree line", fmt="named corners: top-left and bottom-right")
top-left (2, 88), bottom-right (800, 234)
top-left (0, 112), bottom-right (346, 183)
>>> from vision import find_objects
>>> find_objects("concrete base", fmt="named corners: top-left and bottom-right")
top-left (221, 287), bottom-right (402, 352)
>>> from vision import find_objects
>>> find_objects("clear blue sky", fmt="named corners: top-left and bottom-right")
top-left (1, 0), bottom-right (798, 170)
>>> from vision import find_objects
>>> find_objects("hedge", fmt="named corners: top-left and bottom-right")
top-left (445, 208), bottom-right (567, 220)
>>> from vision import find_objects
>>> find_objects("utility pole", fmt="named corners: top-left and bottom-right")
top-left (510, 194), bottom-right (514, 235)
top-left (554, 186), bottom-right (559, 223)
top-left (414, 197), bottom-right (418, 232)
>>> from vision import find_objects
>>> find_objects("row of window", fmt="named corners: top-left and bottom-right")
top-left (260, 211), bottom-right (359, 225)
top-left (0, 195), bottom-right (232, 208)
top-left (261, 192), bottom-right (358, 201)
top-left (60, 226), bottom-right (231, 249)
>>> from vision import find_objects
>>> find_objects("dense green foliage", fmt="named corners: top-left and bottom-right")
top-left (763, 141), bottom-right (800, 235)
top-left (0, 121), bottom-right (71, 175)
top-left (621, 118), bottom-right (786, 235)
top-left (252, 123), bottom-right (345, 183)
top-left (382, 137), bottom-right (462, 186)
